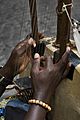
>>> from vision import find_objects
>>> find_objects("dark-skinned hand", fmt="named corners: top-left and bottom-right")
top-left (0, 32), bottom-right (45, 80)
top-left (24, 47), bottom-right (70, 120)
top-left (31, 47), bottom-right (71, 104)
top-left (0, 38), bottom-right (36, 80)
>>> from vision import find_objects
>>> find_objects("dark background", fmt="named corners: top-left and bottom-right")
top-left (0, 0), bottom-right (80, 65)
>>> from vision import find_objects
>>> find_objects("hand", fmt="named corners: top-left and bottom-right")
top-left (0, 38), bottom-right (36, 79)
top-left (31, 47), bottom-right (70, 104)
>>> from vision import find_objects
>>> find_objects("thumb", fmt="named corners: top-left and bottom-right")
top-left (32, 53), bottom-right (40, 72)
top-left (28, 38), bottom-right (36, 47)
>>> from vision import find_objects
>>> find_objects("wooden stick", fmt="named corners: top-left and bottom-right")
top-left (29, 0), bottom-right (39, 43)
top-left (56, 0), bottom-right (72, 57)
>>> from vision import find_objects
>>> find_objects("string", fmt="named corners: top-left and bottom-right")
top-left (20, 0), bottom-right (26, 40)
top-left (29, 0), bottom-right (44, 55)
top-left (14, 0), bottom-right (27, 81)
top-left (62, 2), bottom-right (73, 27)
top-left (29, 0), bottom-right (39, 42)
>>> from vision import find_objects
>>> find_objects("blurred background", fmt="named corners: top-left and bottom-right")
top-left (0, 0), bottom-right (80, 65)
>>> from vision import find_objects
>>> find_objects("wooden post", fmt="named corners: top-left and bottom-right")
top-left (56, 0), bottom-right (72, 57)
top-left (29, 0), bottom-right (39, 42)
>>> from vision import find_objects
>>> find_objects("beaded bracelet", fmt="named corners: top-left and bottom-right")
top-left (28, 99), bottom-right (51, 112)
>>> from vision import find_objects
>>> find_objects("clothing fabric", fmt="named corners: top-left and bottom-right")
top-left (5, 99), bottom-right (30, 120)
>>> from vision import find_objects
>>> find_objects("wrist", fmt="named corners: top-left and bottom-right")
top-left (0, 65), bottom-right (14, 80)
top-left (28, 99), bottom-right (51, 112)
top-left (33, 91), bottom-right (52, 105)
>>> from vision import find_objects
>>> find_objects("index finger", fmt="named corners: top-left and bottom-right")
top-left (27, 38), bottom-right (36, 47)
top-left (57, 47), bottom-right (70, 73)
top-left (16, 37), bottom-right (36, 48)
top-left (46, 56), bottom-right (53, 70)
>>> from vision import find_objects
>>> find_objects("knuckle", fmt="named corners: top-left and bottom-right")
top-left (14, 49), bottom-right (20, 56)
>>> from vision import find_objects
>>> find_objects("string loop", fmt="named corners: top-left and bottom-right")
top-left (62, 2), bottom-right (73, 27)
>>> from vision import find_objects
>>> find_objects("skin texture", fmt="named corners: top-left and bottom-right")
top-left (0, 37), bottom-right (36, 97)
top-left (0, 32), bottom-right (44, 97)
top-left (0, 32), bottom-right (44, 80)
top-left (0, 38), bottom-right (35, 80)
top-left (0, 33), bottom-right (70, 120)
top-left (25, 47), bottom-right (70, 120)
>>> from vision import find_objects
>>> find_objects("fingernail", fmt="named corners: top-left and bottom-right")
top-left (34, 53), bottom-right (39, 59)
top-left (66, 47), bottom-right (70, 52)
top-left (28, 38), bottom-right (33, 44)
top-left (33, 43), bottom-right (36, 47)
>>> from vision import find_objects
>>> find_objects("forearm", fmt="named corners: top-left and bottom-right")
top-left (0, 76), bottom-right (13, 97)
top-left (0, 85), bottom-right (5, 97)
top-left (25, 104), bottom-right (47, 120)
top-left (0, 66), bottom-right (13, 97)
top-left (0, 65), bottom-right (14, 80)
